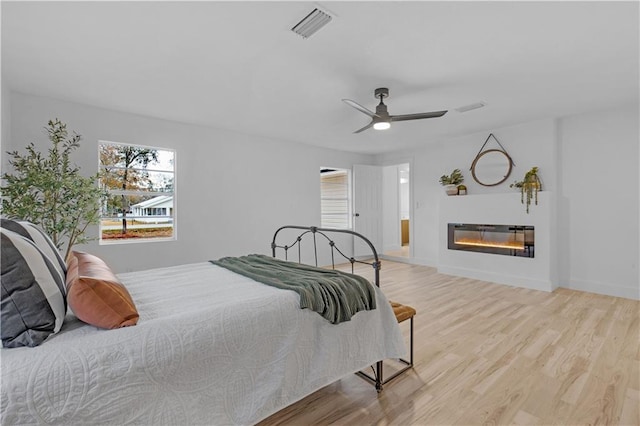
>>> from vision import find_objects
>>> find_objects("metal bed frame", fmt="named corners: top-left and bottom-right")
top-left (270, 225), bottom-right (388, 391)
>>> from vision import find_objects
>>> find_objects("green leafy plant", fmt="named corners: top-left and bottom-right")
top-left (1, 119), bottom-right (106, 258)
top-left (439, 168), bottom-right (464, 186)
top-left (510, 166), bottom-right (542, 213)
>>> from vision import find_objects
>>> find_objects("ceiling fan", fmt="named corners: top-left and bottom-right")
top-left (342, 88), bottom-right (447, 133)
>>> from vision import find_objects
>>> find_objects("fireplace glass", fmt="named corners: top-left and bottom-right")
top-left (448, 223), bottom-right (534, 258)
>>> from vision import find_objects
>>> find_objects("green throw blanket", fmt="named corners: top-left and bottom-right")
top-left (210, 254), bottom-right (376, 324)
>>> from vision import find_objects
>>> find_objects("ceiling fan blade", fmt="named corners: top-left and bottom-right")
top-left (342, 99), bottom-right (380, 118)
top-left (353, 121), bottom-right (374, 133)
top-left (390, 110), bottom-right (448, 122)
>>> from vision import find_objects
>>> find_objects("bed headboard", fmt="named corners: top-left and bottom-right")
top-left (271, 225), bottom-right (381, 288)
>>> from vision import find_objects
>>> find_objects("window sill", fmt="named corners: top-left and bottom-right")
top-left (99, 236), bottom-right (176, 246)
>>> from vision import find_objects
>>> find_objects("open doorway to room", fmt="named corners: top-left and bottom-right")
top-left (382, 163), bottom-right (411, 259)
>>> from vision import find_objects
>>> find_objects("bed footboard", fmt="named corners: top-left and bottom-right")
top-left (271, 225), bottom-right (385, 392)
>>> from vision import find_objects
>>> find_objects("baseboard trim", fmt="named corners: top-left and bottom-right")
top-left (377, 257), bottom-right (638, 300)
top-left (379, 255), bottom-right (437, 268)
top-left (383, 244), bottom-right (402, 253)
top-left (562, 279), bottom-right (639, 300)
top-left (438, 265), bottom-right (555, 292)
top-left (408, 257), bottom-right (438, 267)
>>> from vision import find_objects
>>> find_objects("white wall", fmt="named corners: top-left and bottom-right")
top-left (4, 92), bottom-right (374, 272)
top-left (5, 92), bottom-right (638, 299)
top-left (1, 80), bottom-right (10, 156)
top-left (400, 177), bottom-right (410, 220)
top-left (558, 106), bottom-right (639, 299)
top-left (439, 192), bottom-right (555, 292)
top-left (380, 118), bottom-right (557, 266)
top-left (382, 165), bottom-right (400, 252)
top-left (379, 106), bottom-right (639, 300)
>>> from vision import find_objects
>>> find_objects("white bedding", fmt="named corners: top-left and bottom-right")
top-left (1, 262), bottom-right (405, 425)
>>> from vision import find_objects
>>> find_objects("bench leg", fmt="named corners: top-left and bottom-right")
top-left (355, 315), bottom-right (414, 388)
top-left (410, 315), bottom-right (414, 366)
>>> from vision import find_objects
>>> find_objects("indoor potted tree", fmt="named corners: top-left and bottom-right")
top-left (1, 119), bottom-right (107, 258)
top-left (439, 168), bottom-right (464, 195)
top-left (510, 166), bottom-right (542, 213)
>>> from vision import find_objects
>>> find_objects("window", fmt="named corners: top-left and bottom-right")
top-left (99, 141), bottom-right (175, 243)
top-left (320, 168), bottom-right (352, 229)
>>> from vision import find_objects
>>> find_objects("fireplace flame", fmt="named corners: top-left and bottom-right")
top-left (455, 238), bottom-right (524, 250)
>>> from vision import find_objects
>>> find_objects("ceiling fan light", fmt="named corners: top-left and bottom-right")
top-left (373, 121), bottom-right (391, 130)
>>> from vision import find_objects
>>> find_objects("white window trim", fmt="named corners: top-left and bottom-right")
top-left (98, 140), bottom-right (176, 245)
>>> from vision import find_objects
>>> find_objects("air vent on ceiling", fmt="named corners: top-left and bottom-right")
top-left (455, 102), bottom-right (486, 113)
top-left (291, 8), bottom-right (332, 39)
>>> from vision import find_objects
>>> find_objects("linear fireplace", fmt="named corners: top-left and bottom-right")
top-left (448, 223), bottom-right (534, 258)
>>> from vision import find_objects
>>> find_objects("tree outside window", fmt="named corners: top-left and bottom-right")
top-left (99, 141), bottom-right (175, 243)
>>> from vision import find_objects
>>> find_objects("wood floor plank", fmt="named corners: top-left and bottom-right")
top-left (620, 388), bottom-right (639, 426)
top-left (259, 260), bottom-right (640, 425)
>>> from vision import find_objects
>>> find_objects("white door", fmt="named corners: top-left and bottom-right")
top-left (353, 164), bottom-right (382, 258)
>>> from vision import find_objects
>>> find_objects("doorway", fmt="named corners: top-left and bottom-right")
top-left (382, 163), bottom-right (410, 259)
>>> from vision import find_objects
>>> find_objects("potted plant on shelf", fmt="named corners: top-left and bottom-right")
top-left (510, 166), bottom-right (542, 213)
top-left (439, 168), bottom-right (464, 195)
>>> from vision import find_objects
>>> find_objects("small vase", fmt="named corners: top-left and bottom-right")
top-left (444, 184), bottom-right (458, 196)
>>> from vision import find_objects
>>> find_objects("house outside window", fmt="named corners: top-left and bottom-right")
top-left (320, 168), bottom-right (352, 229)
top-left (99, 141), bottom-right (175, 243)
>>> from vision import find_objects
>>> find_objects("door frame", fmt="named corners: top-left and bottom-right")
top-left (380, 157), bottom-right (414, 260)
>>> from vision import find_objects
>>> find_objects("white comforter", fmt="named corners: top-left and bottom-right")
top-left (1, 262), bottom-right (405, 425)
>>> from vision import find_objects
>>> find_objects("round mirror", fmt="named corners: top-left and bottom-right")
top-left (471, 149), bottom-right (513, 187)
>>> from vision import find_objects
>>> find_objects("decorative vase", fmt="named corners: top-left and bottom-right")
top-left (444, 184), bottom-right (458, 196)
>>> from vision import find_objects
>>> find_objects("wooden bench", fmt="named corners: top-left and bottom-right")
top-left (356, 301), bottom-right (415, 389)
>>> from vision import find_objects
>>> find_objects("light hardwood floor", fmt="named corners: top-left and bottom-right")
top-left (260, 260), bottom-right (639, 425)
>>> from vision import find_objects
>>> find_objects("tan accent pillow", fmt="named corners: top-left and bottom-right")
top-left (66, 251), bottom-right (139, 329)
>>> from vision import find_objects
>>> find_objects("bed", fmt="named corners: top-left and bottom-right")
top-left (1, 225), bottom-right (405, 425)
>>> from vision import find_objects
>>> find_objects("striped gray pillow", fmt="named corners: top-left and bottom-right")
top-left (1, 228), bottom-right (67, 348)
top-left (0, 219), bottom-right (67, 278)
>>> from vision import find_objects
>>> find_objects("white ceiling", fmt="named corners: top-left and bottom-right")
top-left (2, 1), bottom-right (638, 154)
